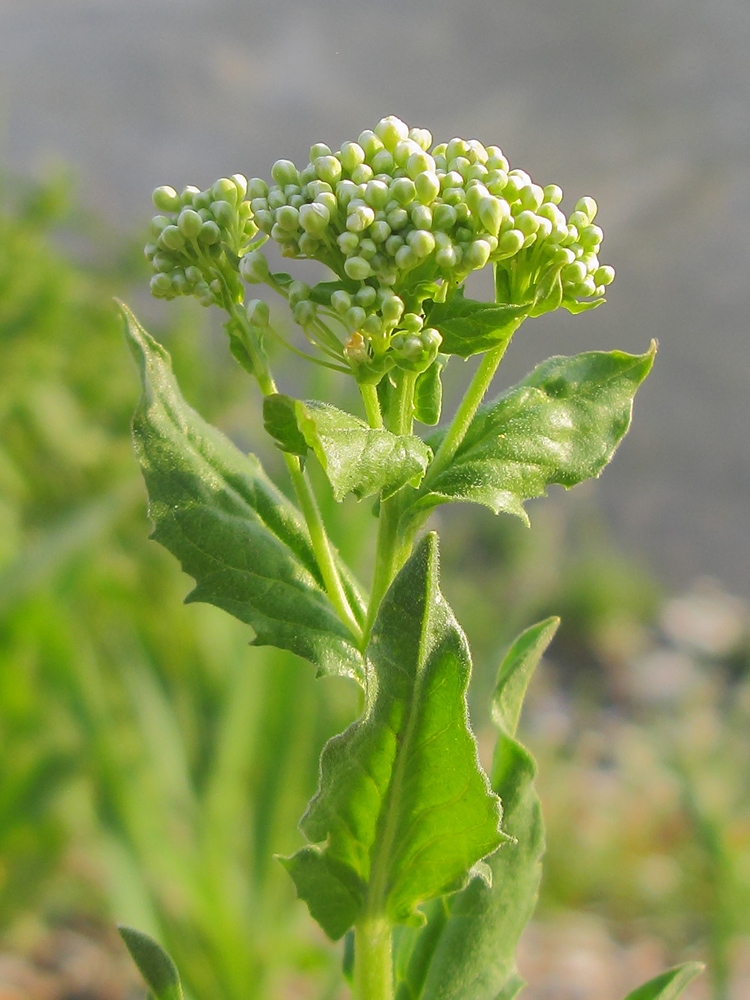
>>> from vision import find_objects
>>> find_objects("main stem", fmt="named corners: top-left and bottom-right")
top-left (354, 916), bottom-right (393, 1000)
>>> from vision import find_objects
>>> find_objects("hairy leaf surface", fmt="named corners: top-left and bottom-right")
top-left (119, 926), bottom-right (184, 1000)
top-left (395, 618), bottom-right (558, 1000)
top-left (427, 292), bottom-right (529, 358)
top-left (283, 534), bottom-right (504, 938)
top-left (122, 303), bottom-right (365, 680)
top-left (414, 345), bottom-right (655, 522)
top-left (263, 394), bottom-right (432, 500)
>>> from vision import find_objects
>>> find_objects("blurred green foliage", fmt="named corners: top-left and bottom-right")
top-left (0, 171), bottom-right (747, 1000)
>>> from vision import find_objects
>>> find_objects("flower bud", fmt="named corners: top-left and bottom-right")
top-left (177, 208), bottom-right (204, 238)
top-left (159, 225), bottom-right (186, 251)
top-left (594, 264), bottom-right (615, 286)
top-left (246, 298), bottom-right (270, 326)
top-left (432, 203), bottom-right (457, 231)
top-left (386, 207), bottom-right (409, 231)
top-left (346, 305), bottom-right (367, 329)
top-left (400, 313), bottom-right (424, 334)
top-left (514, 210), bottom-right (540, 237)
top-left (478, 196), bottom-right (507, 235)
top-left (351, 163), bottom-right (374, 185)
top-left (435, 246), bottom-right (458, 269)
top-left (543, 184), bottom-right (563, 205)
top-left (446, 138), bottom-right (469, 161)
top-left (346, 204), bottom-right (376, 233)
top-left (385, 234), bottom-right (405, 256)
top-left (212, 177), bottom-right (239, 205)
top-left (392, 139), bottom-right (421, 167)
top-left (407, 229), bottom-right (436, 258)
top-left (517, 184), bottom-right (544, 212)
top-left (575, 196), bottom-right (598, 222)
top-left (409, 127), bottom-right (433, 151)
top-left (268, 189), bottom-right (287, 210)
top-left (415, 170), bottom-right (441, 205)
top-left (239, 249), bottom-right (269, 283)
top-left (381, 294), bottom-right (405, 323)
top-left (463, 239), bottom-right (492, 270)
top-left (496, 230), bottom-right (525, 258)
top-left (370, 220), bottom-right (391, 244)
top-left (310, 142), bottom-right (332, 160)
top-left (152, 185), bottom-right (181, 213)
top-left (293, 300), bottom-right (317, 326)
top-left (375, 115), bottom-right (410, 151)
top-left (180, 185), bottom-right (201, 206)
top-left (390, 177), bottom-right (416, 206)
top-left (365, 179), bottom-right (390, 209)
top-left (370, 149), bottom-right (395, 174)
top-left (411, 204), bottom-right (433, 230)
top-left (184, 265), bottom-right (202, 284)
top-left (211, 200), bottom-right (236, 227)
top-left (327, 291), bottom-right (350, 316)
top-left (247, 177), bottom-right (269, 199)
top-left (298, 201), bottom-right (330, 237)
top-left (315, 155), bottom-right (342, 185)
top-left (344, 256), bottom-right (372, 280)
top-left (150, 272), bottom-right (173, 297)
top-left (288, 281), bottom-right (310, 307)
top-left (486, 147), bottom-right (510, 172)
top-left (276, 204), bottom-right (300, 232)
top-left (395, 245), bottom-right (418, 270)
top-left (340, 141), bottom-right (366, 173)
top-left (338, 231), bottom-right (360, 255)
top-left (406, 150), bottom-right (436, 180)
top-left (579, 225), bottom-right (603, 250)
top-left (271, 160), bottom-right (299, 186)
top-left (358, 130), bottom-right (384, 160)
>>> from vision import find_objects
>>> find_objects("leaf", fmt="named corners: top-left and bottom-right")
top-left (426, 291), bottom-right (529, 358)
top-left (622, 963), bottom-right (705, 1000)
top-left (414, 355), bottom-right (448, 426)
top-left (120, 302), bottom-right (365, 681)
top-left (283, 533), bottom-right (504, 939)
top-left (263, 394), bottom-right (432, 501)
top-left (395, 618), bottom-right (558, 1000)
top-left (414, 344), bottom-right (656, 523)
top-left (118, 926), bottom-right (184, 1000)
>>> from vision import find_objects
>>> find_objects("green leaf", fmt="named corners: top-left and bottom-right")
top-left (283, 533), bottom-right (504, 939)
top-left (426, 291), bottom-right (529, 358)
top-left (622, 963), bottom-right (704, 1000)
top-left (395, 618), bottom-right (558, 1000)
top-left (118, 926), bottom-right (184, 1000)
top-left (121, 302), bottom-right (365, 681)
top-left (414, 344), bottom-right (656, 523)
top-left (263, 394), bottom-right (432, 501)
top-left (414, 355), bottom-right (448, 426)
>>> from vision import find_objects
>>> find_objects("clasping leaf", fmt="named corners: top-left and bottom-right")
top-left (282, 534), bottom-right (504, 939)
top-left (263, 394), bottom-right (432, 501)
top-left (413, 344), bottom-right (656, 523)
top-left (426, 291), bottom-right (529, 358)
top-left (121, 302), bottom-right (365, 681)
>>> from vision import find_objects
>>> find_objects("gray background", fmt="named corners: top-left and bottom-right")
top-left (2, 0), bottom-right (749, 594)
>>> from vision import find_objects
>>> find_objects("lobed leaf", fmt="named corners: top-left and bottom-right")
top-left (395, 618), bottom-right (559, 1000)
top-left (121, 302), bottom-right (365, 681)
top-left (283, 534), bottom-right (504, 939)
top-left (414, 345), bottom-right (656, 523)
top-left (118, 926), bottom-right (184, 1000)
top-left (426, 292), bottom-right (529, 358)
top-left (263, 394), bottom-right (432, 501)
top-left (622, 964), bottom-right (704, 1000)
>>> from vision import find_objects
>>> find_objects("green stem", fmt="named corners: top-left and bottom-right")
top-left (360, 382), bottom-right (383, 429)
top-left (420, 329), bottom-right (517, 491)
top-left (365, 370), bottom-right (418, 635)
top-left (286, 457), bottom-right (363, 644)
top-left (354, 915), bottom-right (393, 1000)
top-left (230, 307), bottom-right (362, 643)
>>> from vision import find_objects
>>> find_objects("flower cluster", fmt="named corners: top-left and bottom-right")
top-left (144, 116), bottom-right (614, 380)
top-left (145, 176), bottom-right (256, 305)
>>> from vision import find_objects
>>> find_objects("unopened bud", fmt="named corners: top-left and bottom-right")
top-left (344, 256), bottom-right (372, 280)
top-left (239, 249), bottom-right (269, 283)
top-left (246, 298), bottom-right (270, 327)
top-left (152, 186), bottom-right (181, 213)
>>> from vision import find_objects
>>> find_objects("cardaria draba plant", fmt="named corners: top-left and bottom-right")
top-left (119, 116), bottom-right (702, 1000)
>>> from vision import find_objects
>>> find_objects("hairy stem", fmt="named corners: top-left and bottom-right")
top-left (360, 382), bottom-right (384, 429)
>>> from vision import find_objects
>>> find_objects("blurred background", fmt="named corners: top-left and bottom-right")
top-left (0, 1), bottom-right (749, 999)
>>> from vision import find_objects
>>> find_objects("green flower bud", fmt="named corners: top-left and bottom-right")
top-left (415, 170), bottom-right (441, 205)
top-left (517, 184), bottom-right (544, 212)
top-left (390, 177), bottom-right (416, 206)
top-left (276, 204), bottom-right (300, 232)
top-left (395, 245), bottom-right (418, 270)
top-left (496, 230), bottom-right (525, 257)
top-left (338, 231), bottom-right (360, 255)
top-left (144, 242), bottom-right (158, 260)
top-left (370, 149), bottom-right (395, 174)
top-left (291, 300), bottom-right (315, 326)
top-left (463, 239), bottom-right (492, 270)
top-left (409, 127), bottom-right (432, 151)
top-left (579, 225), bottom-right (603, 250)
top-left (358, 130), bottom-right (384, 161)
top-left (340, 141), bottom-right (366, 173)
top-left (193, 190), bottom-right (213, 210)
top-left (375, 115), bottom-right (410, 151)
top-left (486, 147), bottom-right (510, 172)
top-left (478, 196), bottom-right (507, 235)
top-left (315, 155), bottom-right (342, 185)
top-left (211, 200), bottom-right (236, 227)
top-left (185, 265), bottom-right (202, 284)
top-left (466, 140), bottom-right (488, 164)
top-left (177, 208), bottom-right (204, 238)
top-left (254, 210), bottom-right (274, 234)
top-left (351, 163), bottom-right (374, 185)
top-left (246, 298), bottom-right (270, 326)
top-left (271, 159), bottom-right (299, 186)
top-left (381, 294), bottom-right (405, 323)
top-left (365, 179), bottom-right (390, 209)
top-left (346, 305), bottom-right (367, 329)
top-left (514, 210), bottom-right (541, 237)
top-left (400, 312), bottom-right (423, 333)
top-left (298, 201), bottom-right (329, 237)
top-left (486, 170), bottom-right (509, 196)
top-left (575, 196), bottom-right (598, 222)
top-left (442, 187), bottom-right (465, 207)
top-left (239, 249), bottom-right (269, 282)
top-left (159, 225), bottom-right (186, 251)
top-left (407, 150), bottom-right (436, 180)
top-left (152, 185), bottom-right (181, 213)
top-left (247, 177), bottom-right (269, 199)
top-left (328, 291), bottom-right (350, 317)
top-left (310, 142), bottom-right (332, 160)
top-left (370, 220), bottom-right (391, 244)
top-left (411, 204), bottom-right (433, 230)
top-left (467, 163), bottom-right (489, 184)
top-left (393, 139), bottom-right (422, 167)
top-left (346, 204), bottom-right (376, 232)
top-left (568, 210), bottom-right (590, 230)
top-left (361, 313), bottom-right (383, 337)
top-left (315, 191), bottom-right (338, 215)
top-left (179, 185), bottom-right (200, 205)
top-left (335, 179), bottom-right (358, 209)
top-left (543, 184), bottom-right (563, 205)
top-left (355, 284), bottom-right (377, 307)
top-left (422, 327), bottom-right (442, 350)
top-left (232, 174), bottom-right (248, 199)
top-left (151, 252), bottom-right (174, 273)
top-left (288, 281), bottom-right (310, 307)
top-left (150, 215), bottom-right (171, 238)
top-left (268, 188), bottom-right (287, 210)
top-left (358, 238), bottom-right (378, 260)
top-left (407, 229), bottom-right (436, 258)
top-left (432, 203), bottom-right (457, 231)
top-left (449, 156), bottom-right (472, 181)
top-left (386, 206), bottom-right (409, 231)
top-left (150, 272), bottom-right (173, 297)
top-left (594, 264), bottom-right (615, 286)
top-left (344, 255), bottom-right (372, 280)
top-left (385, 234), bottom-right (404, 257)
top-left (562, 260), bottom-right (588, 285)
top-left (212, 178), bottom-right (239, 205)
top-left (446, 138), bottom-right (469, 161)
top-left (435, 245), bottom-right (458, 269)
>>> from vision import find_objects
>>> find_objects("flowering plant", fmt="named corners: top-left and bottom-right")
top-left (118, 116), bottom-right (701, 1000)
